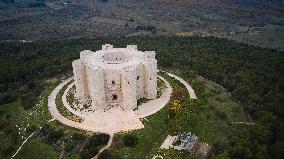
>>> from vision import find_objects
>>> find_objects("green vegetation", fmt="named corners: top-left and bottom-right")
top-left (122, 134), bottom-right (138, 147)
top-left (55, 80), bottom-right (84, 123)
top-left (0, 36), bottom-right (283, 158)
top-left (80, 133), bottom-right (110, 159)
top-left (0, 80), bottom-right (59, 159)
top-left (109, 71), bottom-right (250, 158)
top-left (15, 138), bottom-right (59, 159)
top-left (137, 98), bottom-right (150, 107)
top-left (66, 86), bottom-right (75, 107)
top-left (157, 77), bottom-right (167, 98)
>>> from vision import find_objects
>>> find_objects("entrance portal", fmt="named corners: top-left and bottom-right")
top-left (112, 94), bottom-right (118, 100)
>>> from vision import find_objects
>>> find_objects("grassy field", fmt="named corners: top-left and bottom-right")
top-left (0, 79), bottom-right (60, 159)
top-left (14, 138), bottom-right (60, 159)
top-left (109, 72), bottom-right (250, 159)
top-left (0, 77), bottom-right (108, 159)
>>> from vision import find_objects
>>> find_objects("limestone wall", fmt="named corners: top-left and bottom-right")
top-left (86, 65), bottom-right (105, 110)
top-left (104, 69), bottom-right (123, 107)
top-left (136, 63), bottom-right (145, 99)
top-left (72, 44), bottom-right (157, 111)
top-left (144, 59), bottom-right (157, 99)
top-left (72, 59), bottom-right (89, 99)
top-left (121, 67), bottom-right (137, 110)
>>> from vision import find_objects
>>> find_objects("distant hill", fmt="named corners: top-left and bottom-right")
top-left (0, 0), bottom-right (283, 50)
top-left (0, 0), bottom-right (46, 7)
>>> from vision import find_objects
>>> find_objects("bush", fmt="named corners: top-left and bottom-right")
top-left (2, 145), bottom-right (16, 157)
top-left (80, 133), bottom-right (109, 159)
top-left (123, 134), bottom-right (138, 147)
top-left (0, 93), bottom-right (17, 105)
top-left (89, 133), bottom-right (110, 147)
top-left (98, 150), bottom-right (120, 159)
top-left (46, 128), bottom-right (64, 144)
top-left (26, 124), bottom-right (38, 134)
top-left (0, 120), bottom-right (8, 130)
top-left (20, 94), bottom-right (36, 109)
top-left (215, 110), bottom-right (227, 120)
top-left (65, 133), bottom-right (86, 153)
top-left (80, 147), bottom-right (99, 159)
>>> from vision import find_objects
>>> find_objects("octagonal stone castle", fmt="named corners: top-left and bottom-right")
top-left (72, 44), bottom-right (157, 111)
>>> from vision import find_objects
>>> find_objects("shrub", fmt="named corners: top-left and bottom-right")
top-left (2, 145), bottom-right (16, 157)
top-left (26, 124), bottom-right (38, 134)
top-left (65, 133), bottom-right (86, 153)
top-left (98, 150), bottom-right (120, 159)
top-left (215, 110), bottom-right (227, 120)
top-left (89, 133), bottom-right (110, 147)
top-left (0, 93), bottom-right (17, 104)
top-left (0, 120), bottom-right (8, 130)
top-left (46, 128), bottom-right (64, 144)
top-left (80, 147), bottom-right (99, 159)
top-left (20, 93), bottom-right (36, 109)
top-left (123, 134), bottom-right (138, 147)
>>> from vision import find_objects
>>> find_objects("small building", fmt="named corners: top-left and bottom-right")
top-left (72, 44), bottom-right (157, 111)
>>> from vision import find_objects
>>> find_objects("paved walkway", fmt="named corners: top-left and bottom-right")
top-left (48, 76), bottom-right (172, 133)
top-left (48, 72), bottom-right (196, 133)
top-left (62, 81), bottom-right (87, 117)
top-left (165, 72), bottom-right (197, 99)
top-left (47, 72), bottom-right (197, 158)
top-left (135, 76), bottom-right (172, 118)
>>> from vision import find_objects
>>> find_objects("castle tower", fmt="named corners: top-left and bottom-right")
top-left (86, 65), bottom-right (106, 110)
top-left (72, 44), bottom-right (157, 111)
top-left (121, 67), bottom-right (137, 110)
top-left (72, 59), bottom-right (89, 99)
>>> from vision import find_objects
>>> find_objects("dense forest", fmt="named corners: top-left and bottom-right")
top-left (0, 36), bottom-right (283, 158)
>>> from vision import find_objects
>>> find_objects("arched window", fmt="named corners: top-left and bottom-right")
top-left (137, 76), bottom-right (140, 80)
top-left (112, 80), bottom-right (115, 84)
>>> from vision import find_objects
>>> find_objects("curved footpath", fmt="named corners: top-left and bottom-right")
top-left (62, 81), bottom-right (87, 117)
top-left (12, 72), bottom-right (196, 159)
top-left (135, 75), bottom-right (172, 118)
top-left (61, 76), bottom-right (172, 119)
top-left (48, 76), bottom-right (172, 133)
top-left (46, 71), bottom-right (197, 159)
top-left (48, 72), bottom-right (197, 133)
top-left (165, 72), bottom-right (197, 99)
